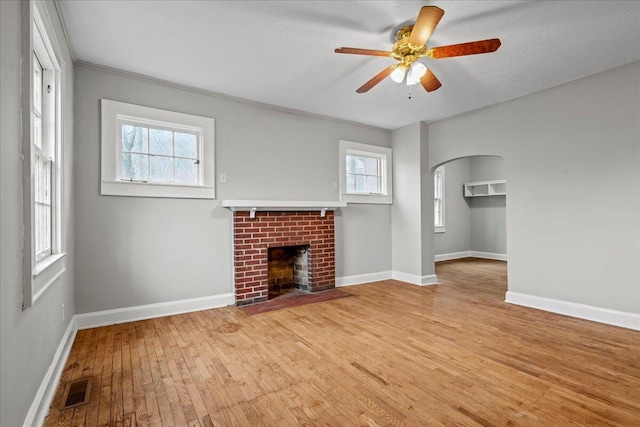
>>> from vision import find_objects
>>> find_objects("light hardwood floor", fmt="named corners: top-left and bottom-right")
top-left (44, 259), bottom-right (640, 426)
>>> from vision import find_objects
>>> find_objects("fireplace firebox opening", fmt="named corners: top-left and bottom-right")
top-left (268, 245), bottom-right (310, 299)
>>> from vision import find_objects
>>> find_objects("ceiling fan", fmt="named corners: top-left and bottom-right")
top-left (335, 5), bottom-right (501, 93)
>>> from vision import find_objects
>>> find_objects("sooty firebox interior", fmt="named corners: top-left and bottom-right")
top-left (267, 245), bottom-right (309, 299)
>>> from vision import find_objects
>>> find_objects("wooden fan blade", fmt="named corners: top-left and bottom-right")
top-left (356, 65), bottom-right (395, 93)
top-left (420, 68), bottom-right (441, 92)
top-left (427, 38), bottom-right (501, 59)
top-left (335, 47), bottom-right (392, 57)
top-left (408, 6), bottom-right (444, 46)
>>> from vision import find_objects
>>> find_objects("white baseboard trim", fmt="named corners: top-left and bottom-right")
top-left (469, 251), bottom-right (507, 261)
top-left (419, 274), bottom-right (438, 286)
top-left (24, 317), bottom-right (77, 427)
top-left (337, 270), bottom-right (438, 287)
top-left (435, 251), bottom-right (508, 262)
top-left (336, 271), bottom-right (392, 287)
top-left (75, 293), bottom-right (236, 330)
top-left (435, 251), bottom-right (472, 262)
top-left (392, 271), bottom-right (438, 286)
top-left (505, 291), bottom-right (640, 331)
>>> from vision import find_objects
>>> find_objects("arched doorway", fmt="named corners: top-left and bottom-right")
top-left (429, 155), bottom-right (508, 292)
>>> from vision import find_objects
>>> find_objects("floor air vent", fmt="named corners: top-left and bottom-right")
top-left (60, 378), bottom-right (92, 410)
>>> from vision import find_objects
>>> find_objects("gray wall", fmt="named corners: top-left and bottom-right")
top-left (391, 122), bottom-right (434, 279)
top-left (469, 156), bottom-right (507, 254)
top-left (74, 64), bottom-right (392, 313)
top-left (419, 122), bottom-right (435, 277)
top-left (433, 157), bottom-right (471, 255)
top-left (391, 123), bottom-right (423, 275)
top-left (428, 62), bottom-right (640, 314)
top-left (0, 1), bottom-right (75, 426)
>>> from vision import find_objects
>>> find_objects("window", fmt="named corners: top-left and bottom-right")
top-left (346, 153), bottom-right (382, 194)
top-left (120, 121), bottom-right (200, 185)
top-left (22, 2), bottom-right (66, 308)
top-left (434, 166), bottom-right (445, 233)
top-left (101, 99), bottom-right (215, 199)
top-left (33, 51), bottom-right (52, 261)
top-left (339, 140), bottom-right (392, 204)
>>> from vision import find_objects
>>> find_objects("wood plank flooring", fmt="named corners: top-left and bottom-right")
top-left (44, 258), bottom-right (640, 426)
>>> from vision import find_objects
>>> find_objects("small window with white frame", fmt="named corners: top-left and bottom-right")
top-left (434, 166), bottom-right (445, 233)
top-left (23, 1), bottom-right (67, 308)
top-left (339, 140), bottom-right (392, 204)
top-left (101, 99), bottom-right (215, 199)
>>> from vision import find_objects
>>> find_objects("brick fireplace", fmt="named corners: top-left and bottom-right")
top-left (232, 211), bottom-right (336, 306)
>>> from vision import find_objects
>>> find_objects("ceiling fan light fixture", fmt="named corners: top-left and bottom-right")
top-left (406, 62), bottom-right (426, 86)
top-left (390, 64), bottom-right (407, 83)
top-left (411, 61), bottom-right (427, 78)
top-left (406, 71), bottom-right (419, 86)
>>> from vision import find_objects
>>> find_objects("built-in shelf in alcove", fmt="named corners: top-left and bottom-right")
top-left (463, 180), bottom-right (506, 197)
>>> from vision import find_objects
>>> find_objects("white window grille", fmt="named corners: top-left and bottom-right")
top-left (32, 53), bottom-right (53, 260)
top-left (119, 120), bottom-right (201, 186)
top-left (345, 153), bottom-right (382, 194)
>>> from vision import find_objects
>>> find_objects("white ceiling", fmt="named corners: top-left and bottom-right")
top-left (58, 1), bottom-right (640, 130)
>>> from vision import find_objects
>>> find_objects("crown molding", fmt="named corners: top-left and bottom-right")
top-left (52, 0), bottom-right (77, 63)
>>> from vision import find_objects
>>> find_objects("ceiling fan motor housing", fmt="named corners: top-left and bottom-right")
top-left (391, 25), bottom-right (428, 66)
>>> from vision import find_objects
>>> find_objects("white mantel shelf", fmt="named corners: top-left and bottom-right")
top-left (221, 200), bottom-right (347, 218)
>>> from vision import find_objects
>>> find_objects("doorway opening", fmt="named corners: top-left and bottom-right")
top-left (431, 155), bottom-right (507, 285)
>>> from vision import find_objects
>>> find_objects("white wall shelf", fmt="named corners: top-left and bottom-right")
top-left (221, 200), bottom-right (347, 218)
top-left (463, 180), bottom-right (506, 197)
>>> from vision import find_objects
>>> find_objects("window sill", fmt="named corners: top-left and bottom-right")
top-left (33, 252), bottom-right (66, 303)
top-left (435, 227), bottom-right (446, 234)
top-left (101, 180), bottom-right (215, 199)
top-left (341, 194), bottom-right (392, 205)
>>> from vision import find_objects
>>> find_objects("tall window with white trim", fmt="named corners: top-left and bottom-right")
top-left (434, 166), bottom-right (445, 232)
top-left (23, 3), bottom-right (66, 308)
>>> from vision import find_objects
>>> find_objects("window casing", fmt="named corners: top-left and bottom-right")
top-left (23, 1), bottom-right (66, 308)
top-left (434, 166), bottom-right (445, 233)
top-left (101, 99), bottom-right (215, 199)
top-left (339, 140), bottom-right (392, 204)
